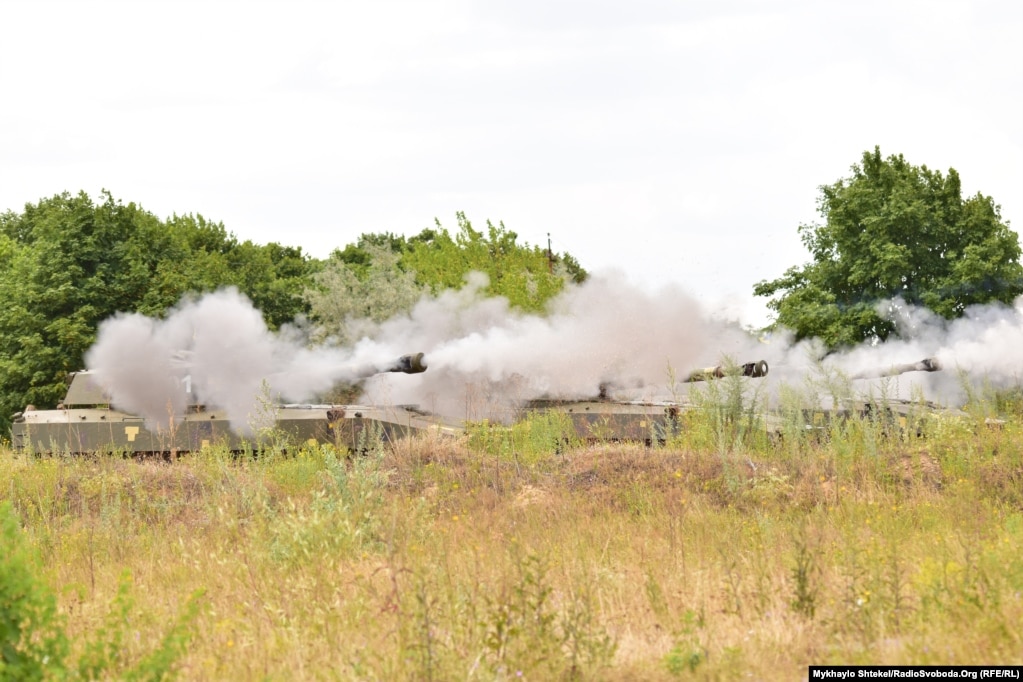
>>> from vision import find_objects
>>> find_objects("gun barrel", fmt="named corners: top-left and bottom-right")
top-left (683, 360), bottom-right (769, 383)
top-left (383, 352), bottom-right (429, 375)
top-left (349, 352), bottom-right (429, 380)
top-left (851, 357), bottom-right (942, 380)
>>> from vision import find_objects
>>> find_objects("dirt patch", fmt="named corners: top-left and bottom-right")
top-left (898, 449), bottom-right (943, 489)
top-left (513, 484), bottom-right (550, 509)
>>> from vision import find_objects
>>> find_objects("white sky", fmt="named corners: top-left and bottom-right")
top-left (1, 0), bottom-right (1020, 328)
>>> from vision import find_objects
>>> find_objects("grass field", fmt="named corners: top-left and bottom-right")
top-left (2, 401), bottom-right (1022, 680)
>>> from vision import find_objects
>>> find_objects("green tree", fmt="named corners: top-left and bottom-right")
top-left (136, 213), bottom-right (239, 315)
top-left (754, 148), bottom-right (1023, 348)
top-left (0, 191), bottom-right (317, 432)
top-left (331, 231), bottom-right (409, 275)
top-left (401, 212), bottom-right (586, 312)
top-left (307, 214), bottom-right (588, 341)
top-left (224, 240), bottom-right (317, 330)
top-left (0, 191), bottom-right (173, 422)
top-left (304, 241), bottom-right (427, 345)
top-left (139, 214), bottom-right (316, 328)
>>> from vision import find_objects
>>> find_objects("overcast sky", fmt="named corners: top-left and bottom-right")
top-left (2, 0), bottom-right (1020, 327)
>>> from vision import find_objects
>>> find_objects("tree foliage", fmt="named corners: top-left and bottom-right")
top-left (304, 212), bottom-right (588, 342)
top-left (0, 193), bottom-right (586, 436)
top-left (304, 241), bottom-right (427, 345)
top-left (404, 212), bottom-right (586, 311)
top-left (754, 148), bottom-right (1023, 348)
top-left (0, 191), bottom-right (316, 430)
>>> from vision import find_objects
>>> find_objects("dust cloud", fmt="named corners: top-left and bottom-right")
top-left (85, 275), bottom-right (1023, 433)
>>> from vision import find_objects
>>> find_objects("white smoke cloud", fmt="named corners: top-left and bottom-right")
top-left (749, 296), bottom-right (1023, 408)
top-left (85, 276), bottom-right (1023, 434)
top-left (359, 270), bottom-right (751, 417)
top-left (86, 288), bottom-right (411, 433)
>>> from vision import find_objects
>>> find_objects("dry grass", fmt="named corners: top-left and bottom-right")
top-left (3, 412), bottom-right (1023, 680)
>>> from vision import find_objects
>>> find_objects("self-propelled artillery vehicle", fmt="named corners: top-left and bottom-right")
top-left (11, 353), bottom-right (461, 455)
top-left (521, 356), bottom-right (960, 444)
top-left (522, 359), bottom-right (770, 444)
top-left (780, 357), bottom-right (961, 436)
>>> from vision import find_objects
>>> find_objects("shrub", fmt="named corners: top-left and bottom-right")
top-left (0, 501), bottom-right (69, 680)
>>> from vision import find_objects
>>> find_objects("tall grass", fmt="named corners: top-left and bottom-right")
top-left (2, 399), bottom-right (1022, 680)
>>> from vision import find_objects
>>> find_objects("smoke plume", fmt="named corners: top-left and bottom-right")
top-left (85, 276), bottom-right (1023, 433)
top-left (86, 288), bottom-right (415, 433)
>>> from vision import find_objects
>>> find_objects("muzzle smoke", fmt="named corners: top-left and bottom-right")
top-left (85, 275), bottom-right (1023, 433)
top-left (86, 288), bottom-right (417, 433)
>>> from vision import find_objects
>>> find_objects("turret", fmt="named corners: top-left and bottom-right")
top-left (351, 352), bottom-right (428, 379)
top-left (683, 360), bottom-right (769, 383)
top-left (381, 352), bottom-right (428, 375)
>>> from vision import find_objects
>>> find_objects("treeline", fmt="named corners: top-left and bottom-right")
top-left (0, 192), bottom-right (585, 433)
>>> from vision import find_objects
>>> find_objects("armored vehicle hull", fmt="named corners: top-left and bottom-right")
top-left (522, 359), bottom-right (771, 443)
top-left (10, 353), bottom-right (461, 455)
top-left (523, 399), bottom-right (686, 445)
top-left (11, 402), bottom-right (461, 455)
top-left (769, 358), bottom-right (965, 438)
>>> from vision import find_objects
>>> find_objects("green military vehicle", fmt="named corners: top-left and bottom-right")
top-left (772, 356), bottom-right (965, 437)
top-left (522, 360), bottom-right (770, 444)
top-left (521, 355), bottom-right (965, 444)
top-left (10, 353), bottom-right (462, 455)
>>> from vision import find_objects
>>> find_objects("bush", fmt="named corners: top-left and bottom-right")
top-left (0, 501), bottom-right (202, 681)
top-left (0, 500), bottom-right (69, 680)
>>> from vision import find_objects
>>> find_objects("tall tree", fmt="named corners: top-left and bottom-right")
top-left (136, 213), bottom-right (316, 327)
top-left (0, 191), bottom-right (172, 419)
top-left (0, 191), bottom-right (316, 431)
top-left (754, 148), bottom-right (1023, 348)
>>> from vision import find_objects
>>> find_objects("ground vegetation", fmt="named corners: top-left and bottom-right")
top-left (3, 391), bottom-right (1021, 680)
